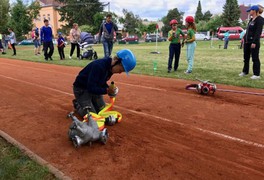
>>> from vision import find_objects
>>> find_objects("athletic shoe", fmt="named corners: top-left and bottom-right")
top-left (49, 57), bottom-right (53, 60)
top-left (250, 75), bottom-right (261, 80)
top-left (69, 56), bottom-right (72, 59)
top-left (239, 72), bottom-right (247, 77)
top-left (167, 70), bottom-right (171, 73)
top-left (184, 70), bottom-right (192, 74)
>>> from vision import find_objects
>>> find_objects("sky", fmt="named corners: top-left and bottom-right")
top-left (100, 0), bottom-right (263, 21)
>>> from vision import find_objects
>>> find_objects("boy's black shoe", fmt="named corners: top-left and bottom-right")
top-left (49, 57), bottom-right (53, 60)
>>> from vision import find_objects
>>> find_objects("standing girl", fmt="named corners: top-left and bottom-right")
top-left (8, 28), bottom-right (16, 56)
top-left (239, 5), bottom-right (263, 80)
top-left (167, 19), bottom-right (185, 73)
top-left (57, 32), bottom-right (65, 60)
top-left (184, 16), bottom-right (196, 74)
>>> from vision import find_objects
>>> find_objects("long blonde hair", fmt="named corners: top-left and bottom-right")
top-left (187, 23), bottom-right (197, 32)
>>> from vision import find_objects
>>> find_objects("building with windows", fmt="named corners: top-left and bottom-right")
top-left (33, 0), bottom-right (65, 35)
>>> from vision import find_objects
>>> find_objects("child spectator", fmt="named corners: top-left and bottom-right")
top-left (184, 16), bottom-right (196, 74)
top-left (167, 19), bottom-right (185, 73)
top-left (57, 32), bottom-right (65, 60)
top-left (33, 27), bottom-right (41, 55)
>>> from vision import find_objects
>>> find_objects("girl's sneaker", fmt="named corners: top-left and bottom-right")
top-left (250, 75), bottom-right (260, 80)
top-left (238, 72), bottom-right (247, 77)
top-left (184, 70), bottom-right (192, 74)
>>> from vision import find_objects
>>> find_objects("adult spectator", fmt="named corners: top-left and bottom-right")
top-left (98, 14), bottom-right (118, 58)
top-left (8, 28), bottom-right (16, 56)
top-left (223, 30), bottom-right (230, 49)
top-left (41, 19), bottom-right (54, 61)
top-left (0, 32), bottom-right (4, 54)
top-left (69, 23), bottom-right (81, 59)
top-left (239, 5), bottom-right (263, 80)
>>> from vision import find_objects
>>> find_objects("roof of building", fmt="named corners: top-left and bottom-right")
top-left (239, 4), bottom-right (250, 21)
top-left (240, 4), bottom-right (264, 21)
top-left (38, 0), bottom-right (61, 7)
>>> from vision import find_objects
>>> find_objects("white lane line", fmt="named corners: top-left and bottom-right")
top-left (0, 62), bottom-right (76, 76)
top-left (0, 62), bottom-right (167, 92)
top-left (1, 74), bottom-right (264, 149)
top-left (118, 82), bottom-right (167, 92)
top-left (116, 106), bottom-right (264, 148)
top-left (0, 74), bottom-right (73, 96)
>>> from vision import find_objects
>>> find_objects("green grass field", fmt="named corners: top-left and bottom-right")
top-left (0, 137), bottom-right (57, 180)
top-left (2, 39), bottom-right (264, 88)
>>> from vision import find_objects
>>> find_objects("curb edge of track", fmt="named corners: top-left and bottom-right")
top-left (0, 130), bottom-right (72, 180)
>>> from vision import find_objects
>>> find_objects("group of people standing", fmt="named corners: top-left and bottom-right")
top-left (167, 4), bottom-right (263, 79)
top-left (38, 13), bottom-right (117, 61)
top-left (31, 19), bottom-right (78, 61)
top-left (0, 28), bottom-right (17, 56)
top-left (0, 13), bottom-right (119, 62)
top-left (167, 15), bottom-right (197, 74)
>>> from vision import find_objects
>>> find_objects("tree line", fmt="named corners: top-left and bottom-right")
top-left (1, 0), bottom-right (244, 40)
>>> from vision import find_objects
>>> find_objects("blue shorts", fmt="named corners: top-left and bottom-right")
top-left (34, 40), bottom-right (40, 48)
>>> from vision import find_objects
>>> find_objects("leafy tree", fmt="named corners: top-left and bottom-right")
top-left (56, 0), bottom-right (104, 27)
top-left (0, 0), bottom-right (10, 33)
top-left (222, 0), bottom-right (240, 26)
top-left (203, 11), bottom-right (213, 22)
top-left (195, 0), bottom-right (203, 23)
top-left (147, 23), bottom-right (158, 34)
top-left (196, 20), bottom-right (208, 32)
top-left (206, 15), bottom-right (223, 32)
top-left (79, 25), bottom-right (94, 33)
top-left (8, 0), bottom-right (40, 40)
top-left (28, 1), bottom-right (41, 20)
top-left (119, 9), bottom-right (142, 34)
top-left (161, 8), bottom-right (184, 36)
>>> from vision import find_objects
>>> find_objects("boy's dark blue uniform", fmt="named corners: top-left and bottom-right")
top-left (73, 58), bottom-right (113, 116)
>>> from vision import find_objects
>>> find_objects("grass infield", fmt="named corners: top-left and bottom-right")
top-left (1, 40), bottom-right (264, 89)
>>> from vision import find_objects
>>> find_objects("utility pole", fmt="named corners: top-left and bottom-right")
top-left (108, 2), bottom-right (110, 12)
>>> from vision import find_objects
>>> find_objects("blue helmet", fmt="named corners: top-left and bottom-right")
top-left (116, 49), bottom-right (136, 75)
